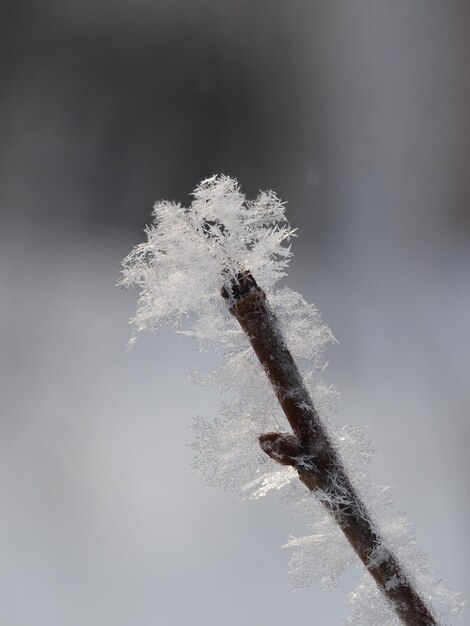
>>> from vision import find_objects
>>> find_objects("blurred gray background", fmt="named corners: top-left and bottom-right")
top-left (1, 1), bottom-right (469, 624)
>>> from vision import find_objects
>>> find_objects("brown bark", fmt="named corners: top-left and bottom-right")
top-left (222, 271), bottom-right (437, 626)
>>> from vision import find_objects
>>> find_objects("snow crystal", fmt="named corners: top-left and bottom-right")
top-left (121, 175), bottom-right (295, 350)
top-left (284, 515), bottom-right (355, 589)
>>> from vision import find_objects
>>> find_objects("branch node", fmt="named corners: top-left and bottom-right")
top-left (259, 431), bottom-right (303, 467)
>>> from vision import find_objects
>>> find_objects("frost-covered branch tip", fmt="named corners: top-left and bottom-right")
top-left (121, 175), bottom-right (464, 625)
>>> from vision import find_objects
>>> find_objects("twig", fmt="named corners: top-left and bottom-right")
top-left (222, 270), bottom-right (438, 626)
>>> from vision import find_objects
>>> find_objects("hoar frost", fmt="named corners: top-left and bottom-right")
top-left (121, 175), bottom-right (464, 625)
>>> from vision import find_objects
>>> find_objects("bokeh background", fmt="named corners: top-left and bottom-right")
top-left (1, 1), bottom-right (469, 624)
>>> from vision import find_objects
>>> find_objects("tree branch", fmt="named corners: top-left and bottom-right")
top-left (222, 270), bottom-right (438, 626)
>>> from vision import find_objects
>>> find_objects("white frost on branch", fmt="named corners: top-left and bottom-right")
top-left (121, 175), bottom-right (464, 624)
top-left (121, 175), bottom-right (296, 350)
top-left (346, 515), bottom-right (467, 625)
top-left (284, 515), bottom-right (355, 590)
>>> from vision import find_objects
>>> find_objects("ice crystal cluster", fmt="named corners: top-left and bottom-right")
top-left (121, 175), bottom-right (464, 624)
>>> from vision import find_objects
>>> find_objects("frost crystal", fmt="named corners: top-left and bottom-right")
top-left (121, 175), bottom-right (463, 625)
top-left (121, 175), bottom-right (295, 349)
top-left (346, 515), bottom-right (466, 625)
top-left (284, 515), bottom-right (355, 589)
